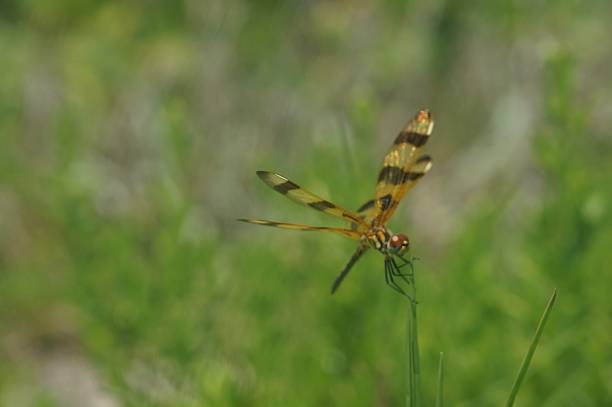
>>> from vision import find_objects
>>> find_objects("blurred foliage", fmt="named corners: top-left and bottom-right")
top-left (1, 1), bottom-right (612, 406)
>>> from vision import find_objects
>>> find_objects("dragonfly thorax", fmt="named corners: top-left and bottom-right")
top-left (365, 228), bottom-right (409, 256)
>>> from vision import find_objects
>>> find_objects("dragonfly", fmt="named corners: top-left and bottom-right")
top-left (238, 109), bottom-right (434, 299)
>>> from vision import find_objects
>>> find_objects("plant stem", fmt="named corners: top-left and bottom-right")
top-left (405, 271), bottom-right (421, 407)
top-left (435, 352), bottom-right (444, 407)
top-left (505, 289), bottom-right (558, 407)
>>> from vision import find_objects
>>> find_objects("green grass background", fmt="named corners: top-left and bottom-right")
top-left (1, 1), bottom-right (611, 406)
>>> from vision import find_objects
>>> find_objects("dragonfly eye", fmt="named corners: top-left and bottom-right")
top-left (389, 233), bottom-right (409, 255)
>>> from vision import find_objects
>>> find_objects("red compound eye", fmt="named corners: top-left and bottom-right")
top-left (389, 234), bottom-right (409, 249)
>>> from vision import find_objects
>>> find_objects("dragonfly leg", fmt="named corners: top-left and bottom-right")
top-left (384, 259), bottom-right (417, 304)
top-left (397, 254), bottom-right (418, 268)
top-left (395, 254), bottom-right (418, 277)
top-left (385, 261), bottom-right (405, 296)
top-left (391, 257), bottom-right (414, 282)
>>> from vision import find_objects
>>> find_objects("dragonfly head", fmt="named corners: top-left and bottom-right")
top-left (388, 233), bottom-right (409, 256)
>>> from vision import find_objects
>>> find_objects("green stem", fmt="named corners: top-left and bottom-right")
top-left (505, 289), bottom-right (558, 407)
top-left (435, 352), bottom-right (444, 407)
top-left (406, 273), bottom-right (421, 407)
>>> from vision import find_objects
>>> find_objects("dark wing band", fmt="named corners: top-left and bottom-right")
top-left (256, 171), bottom-right (369, 230)
top-left (366, 110), bottom-right (434, 226)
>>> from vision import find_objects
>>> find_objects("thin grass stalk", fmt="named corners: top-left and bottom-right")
top-left (505, 289), bottom-right (558, 407)
top-left (405, 267), bottom-right (421, 407)
top-left (435, 352), bottom-right (444, 407)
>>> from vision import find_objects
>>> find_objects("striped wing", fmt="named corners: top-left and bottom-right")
top-left (237, 219), bottom-right (362, 240)
top-left (367, 109), bottom-right (434, 226)
top-left (355, 198), bottom-right (378, 226)
top-left (255, 171), bottom-right (369, 231)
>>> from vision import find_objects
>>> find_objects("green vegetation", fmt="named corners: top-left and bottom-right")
top-left (506, 289), bottom-right (557, 407)
top-left (435, 352), bottom-right (444, 407)
top-left (1, 1), bottom-right (611, 406)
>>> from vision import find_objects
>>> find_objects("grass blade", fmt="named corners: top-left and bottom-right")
top-left (435, 352), bottom-right (444, 407)
top-left (505, 288), bottom-right (558, 407)
top-left (405, 298), bottom-right (421, 407)
top-left (403, 260), bottom-right (421, 407)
